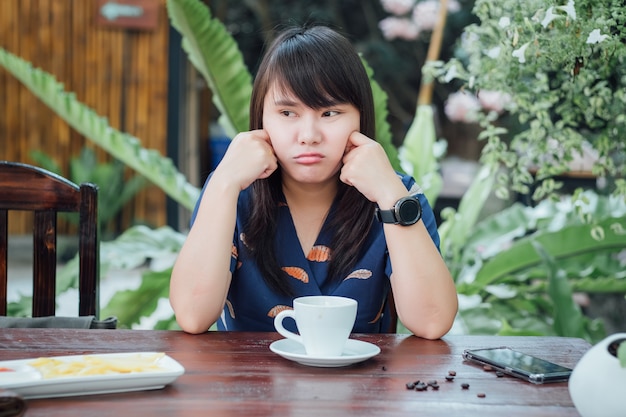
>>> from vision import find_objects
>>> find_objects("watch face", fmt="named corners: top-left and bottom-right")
top-left (398, 198), bottom-right (421, 225)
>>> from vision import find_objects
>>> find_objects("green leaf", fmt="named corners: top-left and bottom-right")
top-left (102, 269), bottom-right (172, 328)
top-left (0, 47), bottom-right (200, 211)
top-left (167, 0), bottom-right (252, 138)
top-left (473, 217), bottom-right (626, 289)
top-left (532, 240), bottom-right (585, 338)
top-left (29, 150), bottom-right (62, 175)
top-left (439, 163), bottom-right (498, 261)
top-left (361, 57), bottom-right (401, 171)
top-left (398, 105), bottom-right (443, 202)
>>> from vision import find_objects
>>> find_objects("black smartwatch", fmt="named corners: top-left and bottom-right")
top-left (375, 196), bottom-right (422, 226)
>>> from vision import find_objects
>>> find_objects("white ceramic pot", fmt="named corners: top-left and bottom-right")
top-left (569, 333), bottom-right (626, 417)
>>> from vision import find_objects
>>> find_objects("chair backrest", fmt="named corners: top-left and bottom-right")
top-left (0, 161), bottom-right (99, 317)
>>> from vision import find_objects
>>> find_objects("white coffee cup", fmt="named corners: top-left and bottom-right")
top-left (274, 295), bottom-right (358, 357)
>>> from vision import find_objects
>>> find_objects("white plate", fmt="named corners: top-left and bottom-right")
top-left (270, 338), bottom-right (380, 367)
top-left (0, 352), bottom-right (185, 399)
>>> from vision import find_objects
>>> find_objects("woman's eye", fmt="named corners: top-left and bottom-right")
top-left (323, 110), bottom-right (339, 117)
top-left (281, 110), bottom-right (295, 117)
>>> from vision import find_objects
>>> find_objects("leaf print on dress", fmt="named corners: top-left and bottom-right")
top-left (344, 269), bottom-right (372, 281)
top-left (368, 299), bottom-right (385, 325)
top-left (267, 305), bottom-right (292, 318)
top-left (239, 233), bottom-right (251, 250)
top-left (225, 299), bottom-right (236, 319)
top-left (307, 245), bottom-right (331, 262)
top-left (282, 266), bottom-right (309, 283)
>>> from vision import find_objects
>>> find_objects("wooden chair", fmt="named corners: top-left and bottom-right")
top-left (0, 161), bottom-right (99, 318)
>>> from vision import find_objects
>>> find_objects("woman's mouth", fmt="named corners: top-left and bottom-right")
top-left (294, 153), bottom-right (324, 164)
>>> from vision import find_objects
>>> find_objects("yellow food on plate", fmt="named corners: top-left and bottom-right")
top-left (28, 353), bottom-right (166, 379)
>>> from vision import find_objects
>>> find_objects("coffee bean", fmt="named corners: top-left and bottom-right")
top-left (461, 383), bottom-right (470, 390)
top-left (448, 370), bottom-right (456, 376)
top-left (477, 393), bottom-right (486, 398)
top-left (445, 375), bottom-right (455, 382)
top-left (406, 382), bottom-right (415, 390)
top-left (495, 371), bottom-right (504, 377)
top-left (415, 382), bottom-right (428, 391)
top-left (381, 366), bottom-right (387, 371)
top-left (427, 380), bottom-right (438, 386)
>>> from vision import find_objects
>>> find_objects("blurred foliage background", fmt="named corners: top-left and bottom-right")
top-left (204, 0), bottom-right (478, 151)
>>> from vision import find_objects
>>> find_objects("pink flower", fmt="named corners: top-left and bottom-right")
top-left (477, 90), bottom-right (513, 114)
top-left (444, 91), bottom-right (481, 123)
top-left (381, 0), bottom-right (416, 16)
top-left (379, 17), bottom-right (420, 40)
top-left (412, 0), bottom-right (461, 31)
top-left (412, 0), bottom-right (439, 31)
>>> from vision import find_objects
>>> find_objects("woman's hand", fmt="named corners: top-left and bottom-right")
top-left (340, 131), bottom-right (407, 206)
top-left (213, 130), bottom-right (278, 190)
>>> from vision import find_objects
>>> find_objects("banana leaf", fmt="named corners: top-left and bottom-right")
top-left (467, 216), bottom-right (626, 291)
top-left (438, 163), bottom-right (498, 261)
top-left (361, 57), bottom-right (401, 171)
top-left (0, 48), bottom-right (200, 211)
top-left (167, 0), bottom-right (252, 138)
top-left (398, 105), bottom-right (443, 203)
top-left (533, 240), bottom-right (585, 338)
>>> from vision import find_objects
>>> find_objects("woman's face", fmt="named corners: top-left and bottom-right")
top-left (262, 83), bottom-right (360, 186)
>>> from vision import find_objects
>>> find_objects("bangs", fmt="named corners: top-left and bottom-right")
top-left (266, 34), bottom-right (360, 109)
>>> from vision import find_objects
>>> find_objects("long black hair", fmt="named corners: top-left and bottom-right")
top-left (246, 25), bottom-right (377, 296)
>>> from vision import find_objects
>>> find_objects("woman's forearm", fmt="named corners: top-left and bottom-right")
top-left (169, 178), bottom-right (240, 333)
top-left (386, 221), bottom-right (458, 339)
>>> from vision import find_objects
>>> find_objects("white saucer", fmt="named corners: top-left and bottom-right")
top-left (269, 338), bottom-right (380, 367)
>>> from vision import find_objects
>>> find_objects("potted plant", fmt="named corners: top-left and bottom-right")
top-left (568, 333), bottom-right (626, 417)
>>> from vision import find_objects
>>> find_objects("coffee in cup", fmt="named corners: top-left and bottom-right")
top-left (274, 295), bottom-right (358, 357)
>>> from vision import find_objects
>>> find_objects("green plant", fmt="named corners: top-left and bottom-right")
top-left (30, 148), bottom-right (147, 233)
top-left (451, 191), bottom-right (625, 342)
top-left (427, 0), bottom-right (626, 201)
top-left (0, 48), bottom-right (200, 211)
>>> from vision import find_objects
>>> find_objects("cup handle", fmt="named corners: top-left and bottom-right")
top-left (274, 309), bottom-right (302, 344)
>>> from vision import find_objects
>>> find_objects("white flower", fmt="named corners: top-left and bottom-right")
top-left (380, 0), bottom-right (415, 16)
top-left (498, 16), bottom-right (511, 28)
top-left (541, 7), bottom-right (558, 28)
top-left (443, 65), bottom-right (459, 83)
top-left (485, 46), bottom-right (501, 59)
top-left (557, 0), bottom-right (576, 20)
top-left (478, 90), bottom-right (513, 114)
top-left (586, 29), bottom-right (609, 44)
top-left (444, 91), bottom-right (481, 123)
top-left (512, 42), bottom-right (530, 63)
top-left (379, 17), bottom-right (420, 40)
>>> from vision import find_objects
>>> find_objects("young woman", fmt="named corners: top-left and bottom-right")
top-left (170, 25), bottom-right (458, 339)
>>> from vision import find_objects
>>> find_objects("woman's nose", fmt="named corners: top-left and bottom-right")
top-left (298, 117), bottom-right (322, 145)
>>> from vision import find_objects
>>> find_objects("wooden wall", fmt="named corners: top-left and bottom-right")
top-left (0, 0), bottom-right (170, 235)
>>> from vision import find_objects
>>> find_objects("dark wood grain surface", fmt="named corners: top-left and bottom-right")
top-left (0, 329), bottom-right (589, 416)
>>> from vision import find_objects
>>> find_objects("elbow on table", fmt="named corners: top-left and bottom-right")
top-left (408, 322), bottom-right (453, 340)
top-left (170, 301), bottom-right (217, 334)
top-left (401, 305), bottom-right (458, 340)
top-left (175, 315), bottom-right (214, 334)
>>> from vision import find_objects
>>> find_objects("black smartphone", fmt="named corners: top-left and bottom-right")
top-left (462, 346), bottom-right (573, 384)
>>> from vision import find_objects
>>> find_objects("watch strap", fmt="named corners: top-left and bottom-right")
top-left (375, 207), bottom-right (397, 223)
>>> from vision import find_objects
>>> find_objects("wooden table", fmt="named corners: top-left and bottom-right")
top-left (0, 329), bottom-right (590, 416)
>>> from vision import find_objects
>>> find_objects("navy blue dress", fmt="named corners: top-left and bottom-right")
top-left (190, 173), bottom-right (441, 333)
